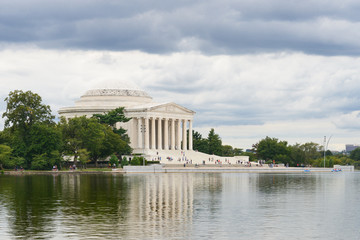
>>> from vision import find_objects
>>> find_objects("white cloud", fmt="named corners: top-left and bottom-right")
top-left (0, 47), bottom-right (360, 151)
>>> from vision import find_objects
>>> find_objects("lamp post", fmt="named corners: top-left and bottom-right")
top-left (323, 135), bottom-right (333, 168)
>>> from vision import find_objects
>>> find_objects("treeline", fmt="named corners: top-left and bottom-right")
top-left (252, 136), bottom-right (359, 167)
top-left (1, 90), bottom-right (359, 170)
top-left (0, 90), bottom-right (131, 170)
top-left (192, 128), bottom-right (243, 157)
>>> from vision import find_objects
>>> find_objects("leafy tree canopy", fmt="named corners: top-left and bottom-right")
top-left (2, 90), bottom-right (54, 132)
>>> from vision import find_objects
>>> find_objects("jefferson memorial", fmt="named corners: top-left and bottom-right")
top-left (59, 87), bottom-right (248, 165)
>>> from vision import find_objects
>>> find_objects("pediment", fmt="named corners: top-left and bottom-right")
top-left (150, 103), bottom-right (195, 115)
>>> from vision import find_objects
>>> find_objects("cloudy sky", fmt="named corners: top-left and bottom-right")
top-left (1, 0), bottom-right (360, 151)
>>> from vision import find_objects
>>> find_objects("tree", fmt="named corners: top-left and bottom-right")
top-left (253, 136), bottom-right (289, 161)
top-left (0, 144), bottom-right (12, 169)
top-left (192, 130), bottom-right (208, 153)
top-left (78, 149), bottom-right (90, 168)
top-left (60, 116), bottom-right (86, 164)
top-left (2, 90), bottom-right (56, 168)
top-left (3, 90), bottom-right (54, 132)
top-left (207, 128), bottom-right (222, 155)
top-left (350, 147), bottom-right (360, 161)
top-left (301, 142), bottom-right (320, 164)
top-left (222, 145), bottom-right (234, 157)
top-left (60, 116), bottom-right (129, 167)
top-left (92, 107), bottom-right (131, 143)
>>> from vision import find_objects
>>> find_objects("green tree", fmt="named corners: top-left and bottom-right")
top-left (289, 143), bottom-right (306, 166)
top-left (350, 147), bottom-right (360, 161)
top-left (92, 107), bottom-right (131, 142)
top-left (222, 145), bottom-right (234, 157)
top-left (207, 128), bottom-right (222, 155)
top-left (253, 136), bottom-right (289, 161)
top-left (60, 116), bottom-right (86, 164)
top-left (109, 154), bottom-right (119, 167)
top-left (0, 144), bottom-right (12, 169)
top-left (2, 90), bottom-right (54, 132)
top-left (2, 90), bottom-right (56, 168)
top-left (301, 142), bottom-right (320, 165)
top-left (60, 116), bottom-right (129, 166)
top-left (192, 130), bottom-right (208, 153)
top-left (121, 156), bottom-right (129, 167)
top-left (78, 148), bottom-right (90, 168)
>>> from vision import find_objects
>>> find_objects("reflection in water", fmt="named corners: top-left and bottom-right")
top-left (0, 172), bottom-right (360, 239)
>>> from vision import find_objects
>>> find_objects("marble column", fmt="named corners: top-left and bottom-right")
top-left (144, 117), bottom-right (149, 149)
top-left (189, 120), bottom-right (193, 150)
top-left (138, 117), bottom-right (142, 149)
top-left (176, 120), bottom-right (181, 150)
top-left (164, 118), bottom-right (169, 150)
top-left (182, 119), bottom-right (187, 150)
top-left (171, 118), bottom-right (175, 150)
top-left (151, 117), bottom-right (156, 149)
top-left (157, 118), bottom-right (162, 150)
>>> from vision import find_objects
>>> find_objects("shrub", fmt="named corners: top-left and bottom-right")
top-left (130, 156), bottom-right (147, 166)
top-left (109, 154), bottom-right (119, 167)
top-left (121, 156), bottom-right (129, 167)
top-left (31, 154), bottom-right (51, 170)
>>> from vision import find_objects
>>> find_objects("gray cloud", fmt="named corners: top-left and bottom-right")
top-left (1, 0), bottom-right (360, 55)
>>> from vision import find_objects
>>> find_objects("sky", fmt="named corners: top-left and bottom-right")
top-left (1, 0), bottom-right (360, 151)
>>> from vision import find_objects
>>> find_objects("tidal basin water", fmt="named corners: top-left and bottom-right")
top-left (0, 172), bottom-right (359, 239)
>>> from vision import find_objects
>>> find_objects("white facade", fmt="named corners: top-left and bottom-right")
top-left (58, 88), bottom-right (195, 153)
top-left (59, 88), bottom-right (249, 165)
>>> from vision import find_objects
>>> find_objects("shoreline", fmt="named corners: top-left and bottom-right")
top-left (2, 165), bottom-right (354, 175)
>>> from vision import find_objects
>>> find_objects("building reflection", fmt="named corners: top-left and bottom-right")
top-left (124, 174), bottom-right (194, 238)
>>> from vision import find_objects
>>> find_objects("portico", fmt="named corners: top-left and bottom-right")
top-left (134, 117), bottom-right (193, 151)
top-left (125, 102), bottom-right (195, 154)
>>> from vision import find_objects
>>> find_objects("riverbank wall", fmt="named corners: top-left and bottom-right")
top-left (123, 165), bottom-right (352, 173)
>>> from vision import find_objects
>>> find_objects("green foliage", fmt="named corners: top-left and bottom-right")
top-left (130, 156), bottom-right (146, 166)
top-left (1, 90), bottom-right (57, 168)
top-left (0, 144), bottom-right (12, 169)
top-left (192, 129), bottom-right (243, 157)
top-left (109, 154), bottom-right (119, 167)
top-left (121, 156), bottom-right (129, 167)
top-left (350, 147), bottom-right (360, 161)
top-left (193, 130), bottom-right (209, 153)
top-left (207, 128), bottom-right (223, 155)
top-left (93, 107), bottom-right (131, 126)
top-left (92, 107), bottom-right (132, 145)
top-left (60, 116), bottom-right (129, 166)
top-left (4, 157), bottom-right (25, 169)
top-left (253, 136), bottom-right (289, 161)
top-left (31, 151), bottom-right (62, 170)
top-left (28, 123), bottom-right (62, 158)
top-left (31, 154), bottom-right (51, 170)
top-left (78, 149), bottom-right (90, 166)
top-left (2, 90), bottom-right (54, 131)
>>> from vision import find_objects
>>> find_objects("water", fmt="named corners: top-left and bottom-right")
top-left (0, 172), bottom-right (359, 239)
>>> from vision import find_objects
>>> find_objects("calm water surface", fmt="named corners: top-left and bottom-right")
top-left (0, 172), bottom-right (359, 239)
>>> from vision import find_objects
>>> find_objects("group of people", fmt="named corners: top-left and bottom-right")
top-left (14, 166), bottom-right (24, 171)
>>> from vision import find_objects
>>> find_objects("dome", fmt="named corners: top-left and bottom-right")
top-left (74, 88), bottom-right (153, 108)
top-left (83, 89), bottom-right (151, 98)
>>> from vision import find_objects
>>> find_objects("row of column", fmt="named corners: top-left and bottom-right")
top-left (137, 117), bottom-right (193, 151)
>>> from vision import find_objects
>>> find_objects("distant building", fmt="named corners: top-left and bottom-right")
top-left (58, 86), bottom-right (249, 164)
top-left (345, 144), bottom-right (360, 153)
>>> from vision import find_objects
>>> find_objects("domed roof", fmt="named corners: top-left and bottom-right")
top-left (83, 89), bottom-right (151, 98)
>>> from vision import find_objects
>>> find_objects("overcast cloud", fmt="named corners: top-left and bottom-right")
top-left (1, 0), bottom-right (360, 55)
top-left (0, 0), bottom-right (360, 151)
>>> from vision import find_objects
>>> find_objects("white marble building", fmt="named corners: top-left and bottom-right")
top-left (59, 87), bottom-right (248, 165)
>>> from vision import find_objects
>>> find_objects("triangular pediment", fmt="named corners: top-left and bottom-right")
top-left (149, 102), bottom-right (195, 114)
